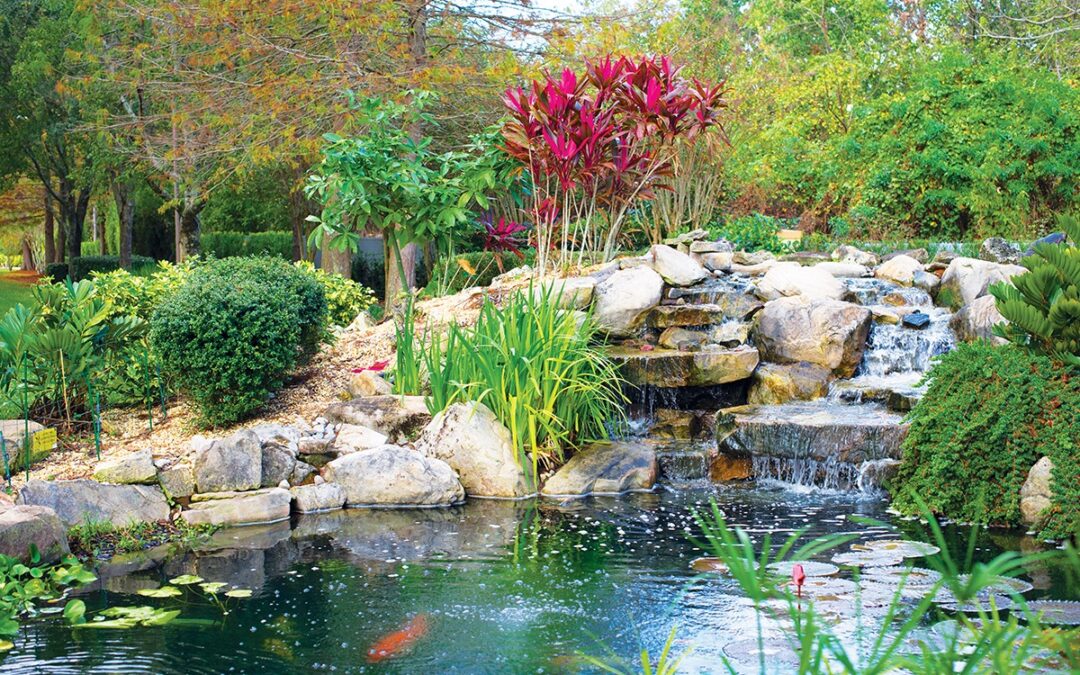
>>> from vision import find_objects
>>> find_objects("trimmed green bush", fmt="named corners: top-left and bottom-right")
top-left (889, 342), bottom-right (1079, 539)
top-left (150, 256), bottom-right (326, 426)
top-left (201, 231), bottom-right (293, 260)
top-left (45, 263), bottom-right (68, 282)
top-left (58, 255), bottom-right (156, 281)
top-left (295, 261), bottom-right (375, 327)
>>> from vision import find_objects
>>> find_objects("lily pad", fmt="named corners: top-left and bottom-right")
top-left (137, 586), bottom-right (182, 598)
top-left (224, 589), bottom-right (252, 599)
top-left (937, 595), bottom-right (1014, 613)
top-left (689, 557), bottom-right (729, 574)
top-left (859, 540), bottom-right (940, 558)
top-left (1023, 600), bottom-right (1080, 626)
top-left (199, 582), bottom-right (228, 594)
top-left (74, 618), bottom-right (137, 629)
top-left (862, 566), bottom-right (942, 587)
top-left (832, 551), bottom-right (905, 568)
top-left (767, 561), bottom-right (839, 578)
top-left (168, 575), bottom-right (204, 586)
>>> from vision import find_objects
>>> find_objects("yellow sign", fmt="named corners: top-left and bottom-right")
top-left (31, 428), bottom-right (57, 453)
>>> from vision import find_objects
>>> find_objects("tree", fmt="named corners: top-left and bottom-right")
top-left (0, 0), bottom-right (97, 263)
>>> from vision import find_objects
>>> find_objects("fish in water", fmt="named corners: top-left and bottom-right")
top-left (367, 614), bottom-right (430, 663)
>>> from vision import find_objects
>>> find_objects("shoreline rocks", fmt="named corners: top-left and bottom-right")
top-left (324, 445), bottom-right (465, 507)
top-left (18, 479), bottom-right (169, 527)
top-left (541, 441), bottom-right (657, 497)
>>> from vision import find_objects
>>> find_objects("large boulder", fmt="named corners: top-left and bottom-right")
top-left (323, 395), bottom-right (432, 441)
top-left (324, 445), bottom-right (465, 507)
top-left (414, 402), bottom-right (530, 498)
top-left (158, 462), bottom-right (195, 500)
top-left (748, 362), bottom-right (832, 404)
top-left (18, 479), bottom-right (169, 527)
top-left (290, 483), bottom-right (347, 514)
top-left (950, 295), bottom-right (1007, 344)
top-left (610, 345), bottom-right (760, 387)
top-left (874, 255), bottom-right (922, 286)
top-left (754, 296), bottom-right (872, 378)
top-left (541, 441), bottom-right (657, 497)
top-left (1019, 457), bottom-right (1053, 527)
top-left (536, 276), bottom-right (597, 310)
top-left (593, 267), bottom-right (665, 337)
top-left (816, 262), bottom-right (870, 278)
top-left (647, 304), bottom-right (727, 329)
top-left (194, 430), bottom-right (262, 493)
top-left (756, 263), bottom-right (845, 301)
top-left (831, 245), bottom-right (878, 267)
top-left (939, 257), bottom-right (1027, 307)
top-left (980, 237), bottom-right (1021, 264)
top-left (0, 505), bottom-right (69, 563)
top-left (260, 444), bottom-right (296, 488)
top-left (651, 244), bottom-right (708, 286)
top-left (180, 488), bottom-right (292, 527)
top-left (93, 448), bottom-right (157, 485)
top-left (333, 424), bottom-right (390, 454)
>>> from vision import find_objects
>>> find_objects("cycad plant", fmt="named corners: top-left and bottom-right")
top-left (990, 213), bottom-right (1080, 367)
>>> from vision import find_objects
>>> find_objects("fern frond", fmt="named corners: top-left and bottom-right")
top-left (997, 299), bottom-right (1054, 339)
top-left (1011, 264), bottom-right (1059, 310)
top-left (1056, 213), bottom-right (1080, 246)
top-left (1034, 242), bottom-right (1080, 288)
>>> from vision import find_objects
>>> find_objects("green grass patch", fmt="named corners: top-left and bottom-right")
top-left (0, 272), bottom-right (38, 315)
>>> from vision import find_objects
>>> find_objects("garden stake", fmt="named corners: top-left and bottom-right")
top-left (157, 362), bottom-right (167, 420)
top-left (88, 378), bottom-right (102, 460)
top-left (1, 429), bottom-right (10, 488)
top-left (142, 346), bottom-right (153, 434)
top-left (22, 360), bottom-right (30, 481)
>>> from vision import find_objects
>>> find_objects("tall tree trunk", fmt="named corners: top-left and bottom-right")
top-left (94, 204), bottom-right (106, 255)
top-left (58, 180), bottom-right (90, 262)
top-left (43, 188), bottom-right (56, 264)
top-left (112, 181), bottom-right (135, 268)
top-left (322, 234), bottom-right (352, 277)
top-left (288, 167), bottom-right (317, 261)
top-left (57, 218), bottom-right (66, 263)
top-left (384, 238), bottom-right (419, 307)
top-left (20, 235), bottom-right (35, 271)
top-left (177, 207), bottom-right (201, 262)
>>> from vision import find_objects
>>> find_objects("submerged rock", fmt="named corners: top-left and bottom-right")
top-left (181, 488), bottom-right (292, 527)
top-left (324, 445), bottom-right (465, 507)
top-left (541, 441), bottom-right (657, 496)
top-left (414, 402), bottom-right (531, 498)
top-left (610, 344), bottom-right (759, 387)
top-left (747, 362), bottom-right (831, 405)
top-left (902, 311), bottom-right (930, 329)
top-left (18, 479), bottom-right (169, 527)
top-left (0, 505), bottom-right (69, 563)
top-left (290, 483), bottom-right (347, 514)
top-left (592, 266), bottom-right (665, 337)
top-left (754, 296), bottom-right (872, 378)
top-left (93, 448), bottom-right (157, 485)
top-left (717, 402), bottom-right (909, 465)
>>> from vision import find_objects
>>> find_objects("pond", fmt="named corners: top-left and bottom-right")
top-left (3, 482), bottom-right (1074, 673)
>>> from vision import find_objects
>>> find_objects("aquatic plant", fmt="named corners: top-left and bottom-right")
top-left (990, 212), bottom-right (1080, 367)
top-left (0, 551), bottom-right (97, 650)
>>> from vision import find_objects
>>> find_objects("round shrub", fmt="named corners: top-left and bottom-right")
top-left (150, 257), bottom-right (326, 426)
top-left (889, 341), bottom-right (1079, 539)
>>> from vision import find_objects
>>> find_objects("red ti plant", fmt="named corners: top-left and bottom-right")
top-left (481, 215), bottom-right (528, 272)
top-left (501, 54), bottom-right (728, 270)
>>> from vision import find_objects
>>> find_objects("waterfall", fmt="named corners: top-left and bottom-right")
top-left (857, 308), bottom-right (955, 377)
top-left (752, 454), bottom-right (896, 495)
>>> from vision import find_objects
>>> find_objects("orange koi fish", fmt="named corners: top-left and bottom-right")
top-left (366, 614), bottom-right (430, 663)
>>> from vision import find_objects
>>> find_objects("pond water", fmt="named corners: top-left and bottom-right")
top-left (3, 482), bottom-right (1074, 674)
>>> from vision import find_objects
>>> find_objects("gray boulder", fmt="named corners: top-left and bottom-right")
top-left (1019, 457), bottom-right (1053, 527)
top-left (541, 441), bottom-right (657, 497)
top-left (93, 448), bottom-right (157, 485)
top-left (180, 488), bottom-right (292, 527)
top-left (950, 295), bottom-right (1007, 344)
top-left (980, 237), bottom-right (1021, 264)
top-left (323, 395), bottom-right (432, 441)
top-left (756, 263), bottom-right (845, 301)
top-left (18, 479), bottom-right (169, 527)
top-left (194, 430), bottom-right (262, 493)
top-left (1024, 232), bottom-right (1066, 257)
top-left (754, 296), bottom-right (872, 378)
top-left (0, 505), bottom-right (69, 563)
top-left (324, 445), bottom-right (465, 507)
top-left (261, 444), bottom-right (296, 488)
top-left (158, 462), bottom-right (195, 500)
top-left (414, 402), bottom-right (531, 498)
top-left (939, 257), bottom-right (1026, 307)
top-left (290, 483), bottom-right (347, 513)
top-left (650, 244), bottom-right (708, 286)
top-left (593, 267), bottom-right (665, 337)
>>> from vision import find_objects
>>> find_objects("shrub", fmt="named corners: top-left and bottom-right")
top-left (50, 255), bottom-right (157, 281)
top-left (423, 250), bottom-right (537, 296)
top-left (889, 342), bottom-right (1079, 539)
top-left (398, 285), bottom-right (627, 488)
top-left (709, 213), bottom-right (789, 253)
top-left (990, 213), bottom-right (1080, 367)
top-left (44, 263), bottom-right (68, 282)
top-left (150, 257), bottom-right (326, 426)
top-left (201, 231), bottom-right (294, 260)
top-left (294, 261), bottom-right (375, 327)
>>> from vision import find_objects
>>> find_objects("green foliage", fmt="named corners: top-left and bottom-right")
top-left (150, 256), bottom-right (326, 427)
top-left (60, 255), bottom-right (156, 281)
top-left (67, 519), bottom-right (215, 560)
top-left (294, 261), bottom-right (375, 327)
top-left (890, 342), bottom-right (1079, 539)
top-left (708, 213), bottom-right (789, 253)
top-left (397, 285), bottom-right (627, 488)
top-left (991, 214), bottom-right (1080, 367)
top-left (0, 551), bottom-right (97, 640)
top-left (200, 169), bottom-right (291, 233)
top-left (423, 249), bottom-right (537, 296)
top-left (201, 231), bottom-right (294, 260)
top-left (44, 263), bottom-right (67, 282)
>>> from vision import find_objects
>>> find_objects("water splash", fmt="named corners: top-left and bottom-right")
top-left (858, 308), bottom-right (955, 377)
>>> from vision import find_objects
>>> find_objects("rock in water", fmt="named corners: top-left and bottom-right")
top-left (902, 311), bottom-right (930, 330)
top-left (651, 244), bottom-right (708, 286)
top-left (0, 505), bottom-right (69, 563)
top-left (290, 483), bottom-right (347, 513)
top-left (414, 402), bottom-right (531, 498)
top-left (980, 237), bottom-right (1021, 264)
top-left (754, 296), bottom-right (872, 378)
top-left (756, 263), bottom-right (845, 301)
top-left (194, 429), bottom-right (262, 493)
top-left (874, 255), bottom-right (923, 286)
top-left (748, 362), bottom-right (832, 404)
top-left (18, 479), bottom-right (169, 527)
top-left (324, 445), bottom-right (465, 507)
top-left (1019, 457), bottom-right (1054, 527)
top-left (592, 266), bottom-right (665, 337)
top-left (181, 488), bottom-right (292, 527)
top-left (541, 441), bottom-right (657, 496)
top-left (93, 448), bottom-right (157, 485)
top-left (610, 345), bottom-right (760, 387)
top-left (261, 444), bottom-right (296, 488)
